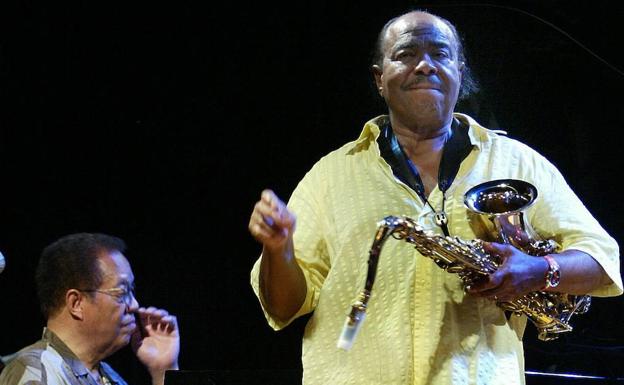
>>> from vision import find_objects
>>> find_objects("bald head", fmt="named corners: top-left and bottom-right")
top-left (383, 12), bottom-right (459, 65)
top-left (372, 10), bottom-right (478, 100)
top-left (375, 12), bottom-right (460, 67)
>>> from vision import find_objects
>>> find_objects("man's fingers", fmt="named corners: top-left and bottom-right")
top-left (260, 189), bottom-right (274, 201)
top-left (483, 242), bottom-right (515, 258)
top-left (261, 189), bottom-right (282, 208)
top-left (468, 271), bottom-right (504, 295)
top-left (260, 189), bottom-right (290, 218)
top-left (251, 222), bottom-right (281, 241)
top-left (249, 189), bottom-right (295, 248)
top-left (254, 191), bottom-right (290, 224)
top-left (252, 199), bottom-right (277, 220)
top-left (138, 306), bottom-right (163, 317)
top-left (250, 210), bottom-right (283, 233)
top-left (249, 213), bottom-right (293, 245)
top-left (263, 215), bottom-right (275, 227)
top-left (467, 271), bottom-right (522, 302)
top-left (251, 192), bottom-right (294, 231)
top-left (136, 308), bottom-right (179, 333)
top-left (249, 204), bottom-right (279, 235)
top-left (153, 315), bottom-right (178, 332)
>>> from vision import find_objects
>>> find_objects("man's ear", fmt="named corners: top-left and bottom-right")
top-left (66, 289), bottom-right (86, 320)
top-left (457, 61), bottom-right (465, 94)
top-left (372, 65), bottom-right (384, 96)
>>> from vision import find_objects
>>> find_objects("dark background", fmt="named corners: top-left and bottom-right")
top-left (1, 0), bottom-right (623, 383)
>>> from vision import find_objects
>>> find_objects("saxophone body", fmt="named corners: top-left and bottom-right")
top-left (338, 179), bottom-right (591, 349)
top-left (464, 179), bottom-right (591, 337)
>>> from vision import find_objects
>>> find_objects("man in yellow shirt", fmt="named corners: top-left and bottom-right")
top-left (248, 10), bottom-right (622, 385)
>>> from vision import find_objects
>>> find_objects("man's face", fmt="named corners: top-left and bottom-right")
top-left (374, 12), bottom-right (463, 128)
top-left (83, 250), bottom-right (139, 356)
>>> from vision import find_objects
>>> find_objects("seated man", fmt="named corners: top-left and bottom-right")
top-left (0, 233), bottom-right (180, 385)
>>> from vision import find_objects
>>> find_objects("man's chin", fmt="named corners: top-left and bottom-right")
top-left (119, 322), bottom-right (137, 341)
top-left (118, 333), bottom-right (133, 349)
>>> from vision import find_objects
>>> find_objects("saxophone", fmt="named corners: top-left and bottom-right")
top-left (337, 179), bottom-right (591, 350)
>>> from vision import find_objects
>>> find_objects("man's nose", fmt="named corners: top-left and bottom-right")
top-left (127, 292), bottom-right (140, 311)
top-left (413, 55), bottom-right (437, 75)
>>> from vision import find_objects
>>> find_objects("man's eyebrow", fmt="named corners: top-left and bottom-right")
top-left (114, 278), bottom-right (134, 289)
top-left (393, 38), bottom-right (452, 52)
top-left (429, 40), bottom-right (452, 49)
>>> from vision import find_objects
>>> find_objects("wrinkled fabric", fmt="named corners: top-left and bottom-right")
top-left (0, 329), bottom-right (127, 385)
top-left (251, 114), bottom-right (622, 385)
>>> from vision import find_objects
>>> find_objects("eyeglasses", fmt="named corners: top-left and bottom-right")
top-left (79, 285), bottom-right (136, 306)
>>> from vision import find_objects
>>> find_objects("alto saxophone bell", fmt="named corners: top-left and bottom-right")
top-left (464, 179), bottom-right (553, 254)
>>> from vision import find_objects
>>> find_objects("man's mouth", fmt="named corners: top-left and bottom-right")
top-left (123, 319), bottom-right (136, 331)
top-left (406, 84), bottom-right (440, 91)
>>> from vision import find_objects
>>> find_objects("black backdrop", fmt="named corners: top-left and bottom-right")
top-left (1, 0), bottom-right (623, 383)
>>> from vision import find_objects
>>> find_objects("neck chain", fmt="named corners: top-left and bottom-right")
top-left (90, 365), bottom-right (112, 385)
top-left (378, 118), bottom-right (473, 236)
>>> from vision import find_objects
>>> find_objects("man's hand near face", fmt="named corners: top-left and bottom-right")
top-left (131, 306), bottom-right (180, 385)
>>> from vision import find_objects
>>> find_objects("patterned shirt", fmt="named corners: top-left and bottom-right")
top-left (0, 328), bottom-right (127, 385)
top-left (250, 113), bottom-right (622, 385)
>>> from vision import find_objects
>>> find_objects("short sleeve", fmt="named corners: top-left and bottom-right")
top-left (529, 156), bottom-right (622, 297)
top-left (250, 160), bottom-right (332, 330)
top-left (0, 356), bottom-right (42, 385)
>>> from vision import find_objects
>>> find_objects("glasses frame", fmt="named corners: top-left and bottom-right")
top-left (78, 285), bottom-right (136, 306)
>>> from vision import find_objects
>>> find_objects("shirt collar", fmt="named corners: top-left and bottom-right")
top-left (455, 112), bottom-right (507, 151)
top-left (42, 328), bottom-right (124, 385)
top-left (350, 113), bottom-right (502, 153)
top-left (42, 327), bottom-right (88, 377)
top-left (356, 115), bottom-right (384, 143)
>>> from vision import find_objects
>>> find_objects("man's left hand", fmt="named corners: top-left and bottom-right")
top-left (131, 307), bottom-right (180, 384)
top-left (466, 242), bottom-right (548, 302)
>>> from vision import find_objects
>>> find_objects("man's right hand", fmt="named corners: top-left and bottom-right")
top-left (248, 189), bottom-right (296, 252)
top-left (248, 189), bottom-right (306, 322)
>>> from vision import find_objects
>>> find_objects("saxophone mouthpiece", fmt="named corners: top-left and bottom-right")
top-left (337, 308), bottom-right (367, 350)
top-left (337, 292), bottom-right (370, 350)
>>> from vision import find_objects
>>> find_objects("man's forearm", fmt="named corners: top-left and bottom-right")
top-left (149, 362), bottom-right (179, 385)
top-left (150, 371), bottom-right (165, 385)
top-left (548, 249), bottom-right (612, 294)
top-left (259, 240), bottom-right (307, 322)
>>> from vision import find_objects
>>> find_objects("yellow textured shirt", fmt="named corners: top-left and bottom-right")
top-left (251, 114), bottom-right (622, 385)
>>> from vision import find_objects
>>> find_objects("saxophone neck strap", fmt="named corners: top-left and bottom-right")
top-left (378, 117), bottom-right (473, 236)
